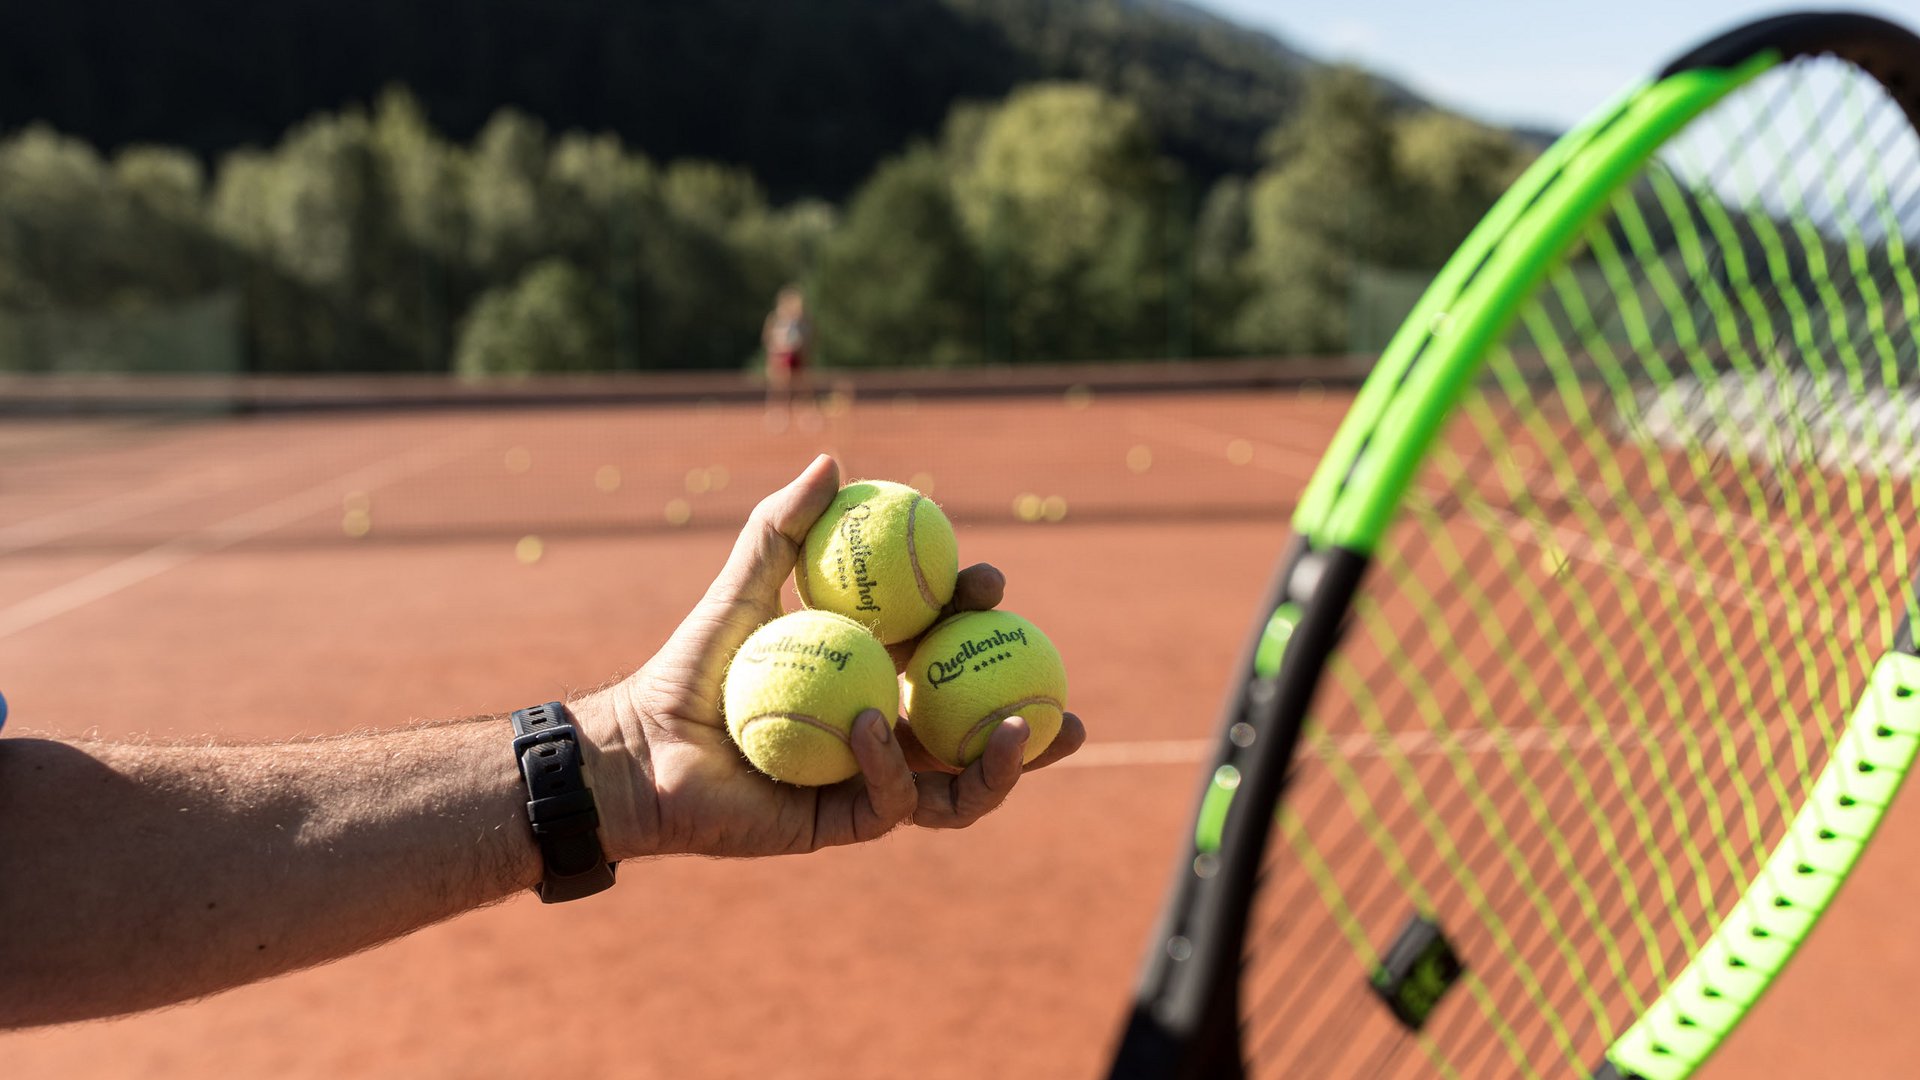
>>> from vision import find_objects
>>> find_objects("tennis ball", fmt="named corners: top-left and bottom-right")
top-left (797, 480), bottom-right (958, 645)
top-left (902, 610), bottom-right (1066, 769)
top-left (723, 609), bottom-right (900, 786)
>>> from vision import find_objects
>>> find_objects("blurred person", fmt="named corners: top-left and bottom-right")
top-left (762, 285), bottom-right (815, 432)
top-left (0, 455), bottom-right (1086, 1029)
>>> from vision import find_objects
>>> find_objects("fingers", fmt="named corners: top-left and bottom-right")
top-left (810, 710), bottom-right (916, 849)
top-left (887, 562), bottom-right (1006, 669)
top-left (897, 709), bottom-right (1086, 775)
top-left (946, 563), bottom-right (1006, 616)
top-left (809, 708), bottom-right (1089, 847)
top-left (648, 455), bottom-right (841, 703)
top-left (912, 716), bottom-right (1028, 829)
top-left (1021, 711), bottom-right (1086, 772)
top-left (850, 710), bottom-right (918, 826)
top-left (703, 454), bottom-right (840, 614)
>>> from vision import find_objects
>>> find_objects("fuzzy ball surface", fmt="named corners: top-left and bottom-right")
top-left (724, 610), bottom-right (900, 785)
top-left (902, 610), bottom-right (1066, 769)
top-left (797, 480), bottom-right (958, 645)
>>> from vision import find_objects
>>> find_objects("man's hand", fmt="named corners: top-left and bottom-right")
top-left (575, 454), bottom-right (1085, 861)
top-left (0, 454), bottom-right (1084, 1027)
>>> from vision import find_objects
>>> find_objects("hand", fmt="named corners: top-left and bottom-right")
top-left (575, 454), bottom-right (1085, 860)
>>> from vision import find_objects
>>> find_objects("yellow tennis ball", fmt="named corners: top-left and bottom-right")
top-left (797, 480), bottom-right (959, 645)
top-left (723, 610), bottom-right (900, 786)
top-left (901, 610), bottom-right (1067, 769)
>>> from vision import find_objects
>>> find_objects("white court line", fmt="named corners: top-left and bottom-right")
top-left (0, 433), bottom-right (480, 642)
top-left (1058, 724), bottom-right (1696, 769)
top-left (1055, 739), bottom-right (1214, 768)
top-left (0, 462), bottom-right (251, 556)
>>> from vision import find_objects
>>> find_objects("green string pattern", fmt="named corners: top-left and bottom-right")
top-left (1242, 56), bottom-right (1920, 1078)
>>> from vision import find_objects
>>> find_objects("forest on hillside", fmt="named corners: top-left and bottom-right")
top-left (0, 0), bottom-right (1360, 202)
top-left (0, 0), bottom-right (1530, 376)
top-left (0, 68), bottom-right (1528, 375)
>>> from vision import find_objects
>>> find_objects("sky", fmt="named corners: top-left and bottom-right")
top-left (1187, 0), bottom-right (1920, 130)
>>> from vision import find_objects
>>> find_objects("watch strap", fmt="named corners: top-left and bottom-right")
top-left (510, 702), bottom-right (617, 903)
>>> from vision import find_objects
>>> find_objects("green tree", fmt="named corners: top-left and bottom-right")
top-left (0, 127), bottom-right (126, 307)
top-left (465, 109), bottom-right (551, 280)
top-left (1191, 175), bottom-right (1253, 354)
top-left (949, 81), bottom-right (1175, 361)
top-left (1236, 66), bottom-right (1400, 354)
top-left (1194, 175), bottom-right (1250, 280)
top-left (743, 199), bottom-right (836, 286)
top-left (372, 88), bottom-right (468, 265)
top-left (363, 88), bottom-right (471, 370)
top-left (952, 82), bottom-right (1160, 278)
top-left (814, 146), bottom-right (984, 367)
top-left (611, 198), bottom-right (755, 371)
top-left (661, 160), bottom-right (768, 231)
top-left (0, 128), bottom-right (224, 313)
top-left (208, 107), bottom-right (430, 372)
top-left (545, 130), bottom-right (656, 263)
top-left (1391, 111), bottom-right (1530, 267)
top-left (114, 146), bottom-right (204, 222)
top-left (454, 258), bottom-right (612, 376)
top-left (111, 146), bottom-right (225, 310)
top-left (212, 110), bottom-right (387, 294)
top-left (1232, 68), bottom-right (1531, 355)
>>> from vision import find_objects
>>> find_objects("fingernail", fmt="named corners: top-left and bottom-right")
top-left (871, 715), bottom-right (892, 745)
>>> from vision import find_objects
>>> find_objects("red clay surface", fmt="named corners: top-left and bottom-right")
top-left (1, 387), bottom-right (1916, 1078)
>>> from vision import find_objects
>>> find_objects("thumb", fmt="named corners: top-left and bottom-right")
top-left (655, 454), bottom-right (841, 693)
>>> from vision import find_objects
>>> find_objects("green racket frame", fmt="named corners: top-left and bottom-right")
top-left (1112, 11), bottom-right (1920, 1080)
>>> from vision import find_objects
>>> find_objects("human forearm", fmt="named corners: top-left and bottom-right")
top-left (0, 717), bottom-right (542, 1027)
top-left (0, 455), bottom-right (1087, 1031)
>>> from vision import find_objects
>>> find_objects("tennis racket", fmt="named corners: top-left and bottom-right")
top-left (1110, 11), bottom-right (1920, 1079)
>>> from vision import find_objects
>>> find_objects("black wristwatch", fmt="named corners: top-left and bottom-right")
top-left (510, 702), bottom-right (617, 903)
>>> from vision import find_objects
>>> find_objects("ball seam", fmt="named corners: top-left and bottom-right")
top-left (905, 495), bottom-right (941, 611)
top-left (955, 694), bottom-right (1063, 763)
top-left (739, 711), bottom-right (854, 747)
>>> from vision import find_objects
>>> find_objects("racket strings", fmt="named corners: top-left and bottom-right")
top-left (1246, 52), bottom-right (1920, 1076)
top-left (1327, 504), bottom-right (1722, 1062)
top-left (1359, 523), bottom-right (1667, 1009)
top-left (1251, 591), bottom-right (1774, 1068)
top-left (1605, 88), bottom-right (1904, 676)
top-left (1382, 330), bottom-right (1889, 1068)
top-left (1259, 530), bottom-right (1728, 1060)
top-left (1482, 375), bottom-right (1797, 899)
top-left (1520, 52), bottom-right (1912, 807)
top-left (1248, 578), bottom-right (1576, 1072)
top-left (1391, 498), bottom-right (1720, 973)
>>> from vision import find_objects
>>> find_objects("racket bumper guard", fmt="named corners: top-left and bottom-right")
top-left (1605, 652), bottom-right (1920, 1080)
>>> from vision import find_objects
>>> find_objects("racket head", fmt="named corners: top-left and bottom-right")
top-left (1114, 11), bottom-right (1920, 1080)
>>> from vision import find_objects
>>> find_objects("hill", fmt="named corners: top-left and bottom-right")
top-left (0, 0), bottom-right (1372, 201)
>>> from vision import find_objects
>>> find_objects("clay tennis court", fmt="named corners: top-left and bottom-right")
top-left (2, 379), bottom-right (1916, 1077)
